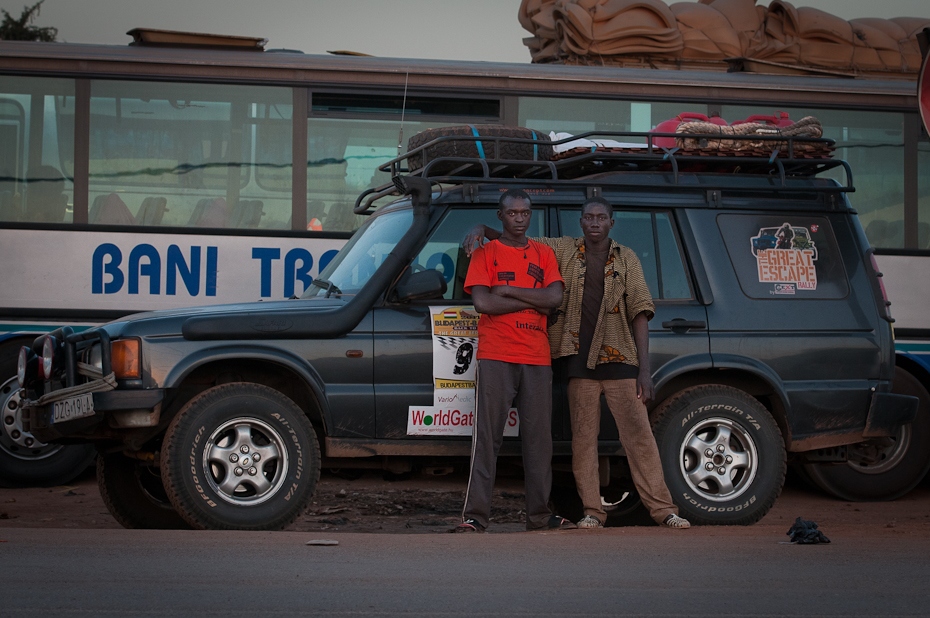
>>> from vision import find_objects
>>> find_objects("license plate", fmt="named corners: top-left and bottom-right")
top-left (52, 393), bottom-right (95, 423)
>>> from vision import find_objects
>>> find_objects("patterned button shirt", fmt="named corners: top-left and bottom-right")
top-left (534, 236), bottom-right (655, 370)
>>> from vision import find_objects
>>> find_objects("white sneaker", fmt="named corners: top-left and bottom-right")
top-left (577, 515), bottom-right (604, 529)
top-left (662, 514), bottom-right (691, 529)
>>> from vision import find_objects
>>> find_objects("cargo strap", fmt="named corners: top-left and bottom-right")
top-left (469, 125), bottom-right (542, 160)
top-left (27, 372), bottom-right (117, 407)
top-left (465, 124), bottom-right (486, 160)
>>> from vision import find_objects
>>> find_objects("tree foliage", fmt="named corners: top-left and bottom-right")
top-left (0, 1), bottom-right (57, 42)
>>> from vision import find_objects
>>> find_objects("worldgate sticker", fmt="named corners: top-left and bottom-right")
top-left (407, 305), bottom-right (519, 436)
top-left (407, 406), bottom-right (519, 437)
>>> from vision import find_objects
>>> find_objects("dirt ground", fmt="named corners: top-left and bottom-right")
top-left (2, 467), bottom-right (929, 537)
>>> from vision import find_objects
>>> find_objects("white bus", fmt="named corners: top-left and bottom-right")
top-left (1, 30), bottom-right (928, 495)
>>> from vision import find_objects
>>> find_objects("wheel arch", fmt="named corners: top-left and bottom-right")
top-left (161, 346), bottom-right (329, 433)
top-left (653, 354), bottom-right (791, 447)
top-left (896, 352), bottom-right (930, 395)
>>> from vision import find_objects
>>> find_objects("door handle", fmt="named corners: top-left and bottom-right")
top-left (661, 319), bottom-right (707, 332)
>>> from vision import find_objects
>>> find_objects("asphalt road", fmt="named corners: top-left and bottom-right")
top-left (2, 524), bottom-right (929, 617)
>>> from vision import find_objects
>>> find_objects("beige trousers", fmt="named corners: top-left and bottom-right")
top-left (568, 378), bottom-right (678, 524)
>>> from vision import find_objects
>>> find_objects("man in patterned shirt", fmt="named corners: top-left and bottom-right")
top-left (463, 196), bottom-right (690, 530)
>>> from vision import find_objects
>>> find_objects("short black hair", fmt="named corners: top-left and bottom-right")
top-left (499, 188), bottom-right (531, 211)
top-left (582, 196), bottom-right (613, 217)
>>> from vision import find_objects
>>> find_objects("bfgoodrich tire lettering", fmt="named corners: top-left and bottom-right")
top-left (97, 452), bottom-right (190, 529)
top-left (160, 383), bottom-right (320, 530)
top-left (803, 367), bottom-right (930, 501)
top-left (652, 385), bottom-right (786, 525)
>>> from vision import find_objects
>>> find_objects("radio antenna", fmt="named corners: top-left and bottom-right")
top-left (398, 71), bottom-right (409, 155)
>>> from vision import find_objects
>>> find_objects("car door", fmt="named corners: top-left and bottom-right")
top-left (372, 205), bottom-right (549, 445)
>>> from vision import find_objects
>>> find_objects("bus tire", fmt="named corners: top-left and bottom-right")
top-left (0, 372), bottom-right (95, 488)
top-left (160, 383), bottom-right (320, 530)
top-left (406, 125), bottom-right (553, 172)
top-left (652, 385), bottom-right (786, 525)
top-left (97, 452), bottom-right (190, 529)
top-left (803, 367), bottom-right (930, 501)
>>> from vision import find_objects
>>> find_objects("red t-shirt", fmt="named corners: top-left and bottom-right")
top-left (464, 239), bottom-right (563, 365)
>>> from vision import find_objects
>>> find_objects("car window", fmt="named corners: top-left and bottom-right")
top-left (303, 208), bottom-right (413, 298)
top-left (559, 209), bottom-right (692, 300)
top-left (718, 214), bottom-right (849, 299)
top-left (412, 207), bottom-right (546, 301)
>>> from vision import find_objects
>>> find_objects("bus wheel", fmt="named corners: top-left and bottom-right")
top-left (97, 452), bottom-right (190, 529)
top-left (160, 383), bottom-right (320, 531)
top-left (406, 125), bottom-right (553, 172)
top-left (0, 376), bottom-right (95, 487)
top-left (652, 385), bottom-right (786, 525)
top-left (803, 367), bottom-right (930, 501)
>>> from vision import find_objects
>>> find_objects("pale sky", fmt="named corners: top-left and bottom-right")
top-left (6, 0), bottom-right (930, 63)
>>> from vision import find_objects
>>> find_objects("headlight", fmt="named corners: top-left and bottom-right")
top-left (38, 335), bottom-right (61, 381)
top-left (86, 344), bottom-right (103, 373)
top-left (17, 346), bottom-right (37, 387)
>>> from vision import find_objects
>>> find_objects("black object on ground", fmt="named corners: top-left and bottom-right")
top-left (787, 517), bottom-right (831, 544)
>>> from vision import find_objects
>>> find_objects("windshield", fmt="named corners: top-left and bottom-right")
top-left (302, 208), bottom-right (414, 298)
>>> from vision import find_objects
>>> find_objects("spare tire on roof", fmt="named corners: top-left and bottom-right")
top-left (406, 125), bottom-right (553, 173)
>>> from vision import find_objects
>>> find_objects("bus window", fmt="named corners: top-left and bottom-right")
top-left (79, 81), bottom-right (292, 230)
top-left (723, 105), bottom-right (906, 250)
top-left (0, 97), bottom-right (24, 221)
top-left (519, 96), bottom-right (709, 138)
top-left (920, 139), bottom-right (930, 249)
top-left (307, 92), bottom-right (501, 233)
top-left (0, 76), bottom-right (74, 223)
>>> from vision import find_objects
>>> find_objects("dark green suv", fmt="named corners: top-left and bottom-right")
top-left (17, 129), bottom-right (923, 530)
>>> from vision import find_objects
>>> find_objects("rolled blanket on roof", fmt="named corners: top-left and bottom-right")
top-left (675, 116), bottom-right (824, 152)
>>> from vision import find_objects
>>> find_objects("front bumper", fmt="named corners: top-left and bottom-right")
top-left (24, 389), bottom-right (165, 442)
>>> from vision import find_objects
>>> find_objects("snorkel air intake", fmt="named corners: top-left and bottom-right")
top-left (181, 176), bottom-right (433, 340)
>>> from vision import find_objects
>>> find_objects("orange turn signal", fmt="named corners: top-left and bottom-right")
top-left (112, 339), bottom-right (141, 379)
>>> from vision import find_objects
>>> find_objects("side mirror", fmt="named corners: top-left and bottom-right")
top-left (394, 268), bottom-right (447, 302)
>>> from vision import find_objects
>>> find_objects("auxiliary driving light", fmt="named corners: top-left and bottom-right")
top-left (17, 345), bottom-right (37, 387)
top-left (38, 335), bottom-right (61, 381)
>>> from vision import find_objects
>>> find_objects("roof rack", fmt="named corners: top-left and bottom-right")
top-left (354, 130), bottom-right (851, 215)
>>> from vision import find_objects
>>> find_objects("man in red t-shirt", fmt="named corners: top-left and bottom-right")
top-left (455, 189), bottom-right (574, 532)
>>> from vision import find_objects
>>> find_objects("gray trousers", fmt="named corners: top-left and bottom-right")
top-left (462, 359), bottom-right (554, 530)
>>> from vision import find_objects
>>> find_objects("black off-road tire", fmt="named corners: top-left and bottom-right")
top-left (406, 125), bottom-right (553, 173)
top-left (652, 385), bottom-right (786, 525)
top-left (160, 383), bottom-right (320, 531)
top-left (0, 342), bottom-right (96, 488)
top-left (549, 465), bottom-right (653, 527)
top-left (97, 451), bottom-right (190, 529)
top-left (803, 367), bottom-right (930, 501)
